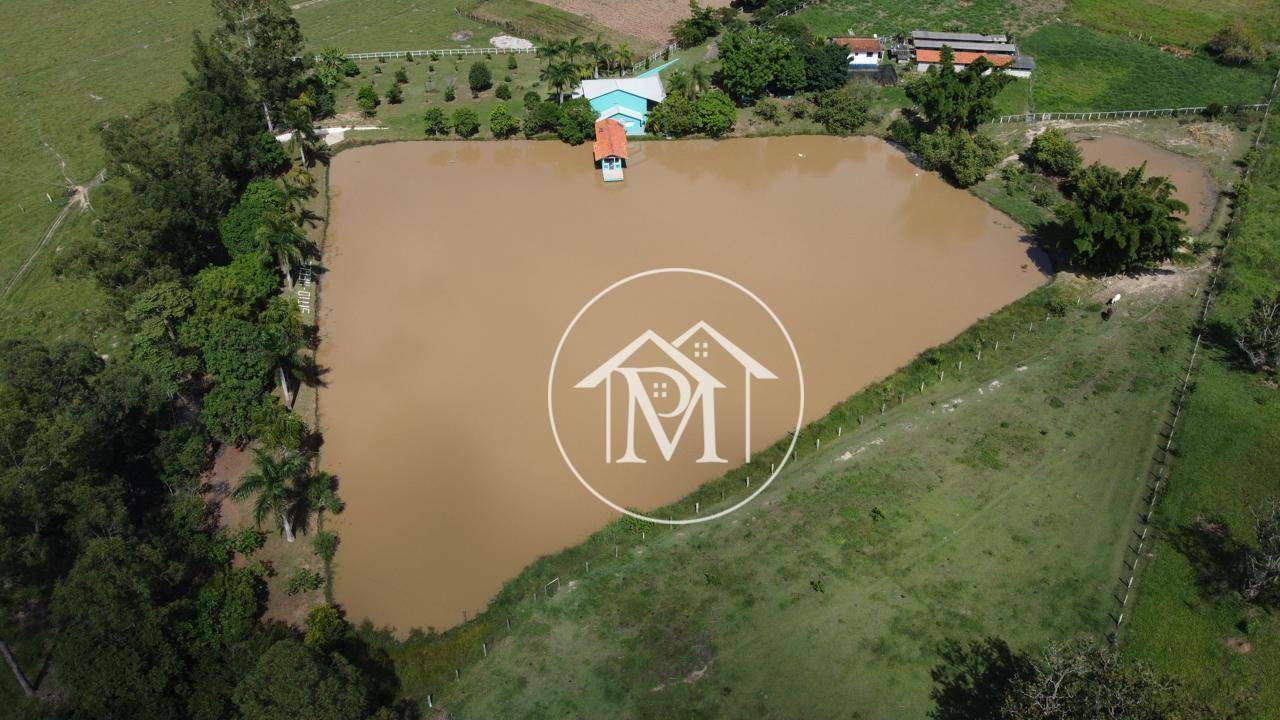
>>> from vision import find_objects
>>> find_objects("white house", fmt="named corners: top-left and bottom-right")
top-left (833, 36), bottom-right (883, 67)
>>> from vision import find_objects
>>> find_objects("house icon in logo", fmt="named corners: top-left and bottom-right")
top-left (575, 322), bottom-right (776, 465)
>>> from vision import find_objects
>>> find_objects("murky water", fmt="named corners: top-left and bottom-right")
top-left (320, 136), bottom-right (1048, 633)
top-left (1074, 133), bottom-right (1216, 231)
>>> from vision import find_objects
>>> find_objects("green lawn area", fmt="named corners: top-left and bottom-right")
top-left (790, 0), bottom-right (1056, 38)
top-left (1067, 0), bottom-right (1280, 48)
top-left (1023, 24), bottom-right (1276, 113)
top-left (359, 274), bottom-right (1203, 718)
top-left (1123, 117), bottom-right (1280, 719)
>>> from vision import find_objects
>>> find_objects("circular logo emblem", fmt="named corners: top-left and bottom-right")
top-left (547, 268), bottom-right (804, 525)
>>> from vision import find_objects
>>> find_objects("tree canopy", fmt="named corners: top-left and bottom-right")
top-left (1058, 162), bottom-right (1188, 274)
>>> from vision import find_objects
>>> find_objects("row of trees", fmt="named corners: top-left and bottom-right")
top-left (5, 1), bottom-right (406, 718)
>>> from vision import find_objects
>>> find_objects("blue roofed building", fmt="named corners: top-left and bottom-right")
top-left (574, 76), bottom-right (667, 136)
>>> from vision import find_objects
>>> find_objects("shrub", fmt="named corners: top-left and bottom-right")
top-left (451, 107), bottom-right (480, 138)
top-left (507, 54), bottom-right (518, 70)
top-left (372, 65), bottom-right (382, 74)
top-left (231, 528), bottom-right (265, 556)
top-left (555, 97), bottom-right (596, 145)
top-left (284, 568), bottom-right (324, 595)
top-left (1206, 23), bottom-right (1264, 66)
top-left (311, 531), bottom-right (339, 563)
top-left (489, 105), bottom-right (521, 138)
top-left (523, 90), bottom-right (542, 108)
top-left (495, 83), bottom-right (512, 100)
top-left (393, 67), bottom-right (408, 84)
top-left (219, 180), bottom-right (285, 258)
top-left (696, 90), bottom-right (737, 138)
top-left (384, 84), bottom-right (403, 104)
top-left (524, 100), bottom-right (562, 138)
top-left (444, 83), bottom-right (456, 102)
top-left (304, 604), bottom-right (348, 650)
top-left (918, 129), bottom-right (1001, 187)
top-left (468, 61), bottom-right (492, 94)
top-left (357, 84), bottom-right (379, 116)
top-left (754, 99), bottom-right (782, 124)
top-left (1026, 127), bottom-right (1082, 176)
top-left (812, 88), bottom-right (870, 136)
top-left (888, 117), bottom-right (919, 147)
top-left (404, 51), bottom-right (414, 62)
top-left (423, 106), bottom-right (448, 136)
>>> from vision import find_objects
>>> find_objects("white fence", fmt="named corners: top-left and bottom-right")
top-left (344, 47), bottom-right (537, 61)
top-left (992, 102), bottom-right (1270, 124)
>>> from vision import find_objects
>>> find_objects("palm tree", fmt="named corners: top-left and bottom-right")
top-left (285, 95), bottom-right (322, 167)
top-left (256, 211), bottom-right (308, 288)
top-left (278, 167), bottom-right (318, 227)
top-left (541, 60), bottom-right (580, 103)
top-left (295, 470), bottom-right (344, 534)
top-left (688, 63), bottom-right (709, 95)
top-left (582, 35), bottom-right (612, 78)
top-left (613, 43), bottom-right (635, 75)
top-left (563, 36), bottom-right (584, 65)
top-left (539, 39), bottom-right (567, 65)
top-left (233, 449), bottom-right (310, 543)
top-left (667, 69), bottom-right (694, 99)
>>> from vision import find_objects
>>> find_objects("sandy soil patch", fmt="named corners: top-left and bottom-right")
top-left (527, 0), bottom-right (731, 45)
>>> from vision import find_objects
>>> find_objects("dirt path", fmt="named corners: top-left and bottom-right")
top-left (0, 143), bottom-right (105, 302)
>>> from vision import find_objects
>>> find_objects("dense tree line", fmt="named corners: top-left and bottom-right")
top-left (5, 1), bottom-right (403, 717)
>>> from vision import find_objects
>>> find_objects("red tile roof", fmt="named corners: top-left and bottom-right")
top-left (592, 119), bottom-right (628, 161)
top-left (915, 49), bottom-right (1015, 67)
top-left (833, 36), bottom-right (882, 53)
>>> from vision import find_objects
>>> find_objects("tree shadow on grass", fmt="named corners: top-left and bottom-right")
top-left (929, 637), bottom-right (1034, 720)
top-left (1165, 515), bottom-right (1248, 601)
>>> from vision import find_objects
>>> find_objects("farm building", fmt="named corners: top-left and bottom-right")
top-left (907, 29), bottom-right (1034, 78)
top-left (575, 76), bottom-right (666, 136)
top-left (592, 118), bottom-right (628, 182)
top-left (832, 36), bottom-right (883, 66)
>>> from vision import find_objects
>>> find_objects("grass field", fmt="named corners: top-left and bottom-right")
top-left (348, 271), bottom-right (1206, 717)
top-left (1022, 24), bottom-right (1277, 113)
top-left (1123, 117), bottom-right (1280, 718)
top-left (1068, 0), bottom-right (1280, 48)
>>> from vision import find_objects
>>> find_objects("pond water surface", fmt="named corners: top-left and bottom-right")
top-left (319, 136), bottom-right (1049, 632)
top-left (1074, 132), bottom-right (1216, 231)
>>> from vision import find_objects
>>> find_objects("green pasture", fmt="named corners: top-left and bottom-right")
top-left (1067, 0), bottom-right (1280, 48)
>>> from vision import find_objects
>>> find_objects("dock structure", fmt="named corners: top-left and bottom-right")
top-left (592, 119), bottom-right (628, 182)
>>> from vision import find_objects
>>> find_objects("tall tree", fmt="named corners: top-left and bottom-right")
top-left (255, 211), bottom-right (309, 287)
top-left (233, 638), bottom-right (368, 720)
top-left (718, 27), bottom-right (793, 102)
top-left (211, 0), bottom-right (306, 132)
top-left (541, 60), bottom-right (581, 103)
top-left (583, 35), bottom-right (612, 78)
top-left (1058, 163), bottom-right (1188, 274)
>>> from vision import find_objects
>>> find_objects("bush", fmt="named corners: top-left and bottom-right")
top-left (1206, 23), bottom-right (1265, 66)
top-left (524, 100), bottom-right (562, 138)
top-left (812, 88), bottom-right (870, 136)
top-left (404, 52), bottom-right (414, 62)
top-left (372, 65), bottom-right (382, 74)
top-left (284, 568), bottom-right (324, 595)
top-left (451, 107), bottom-right (480, 138)
top-left (918, 129), bottom-right (1001, 187)
top-left (231, 528), bottom-right (265, 556)
top-left (443, 83), bottom-right (456, 102)
top-left (468, 61), bottom-right (492, 94)
top-left (311, 531), bottom-right (339, 563)
top-left (507, 54), bottom-right (518, 70)
top-left (754, 99), bottom-right (782, 124)
top-left (219, 180), bottom-right (285, 258)
top-left (356, 84), bottom-right (379, 116)
top-left (423, 107), bottom-right (448, 136)
top-left (304, 604), bottom-right (348, 651)
top-left (523, 90), bottom-right (542, 108)
top-left (384, 84), bottom-right (403, 104)
top-left (393, 68), bottom-right (408, 84)
top-left (1026, 127), bottom-right (1082, 176)
top-left (489, 105), bottom-right (521, 138)
top-left (556, 98), bottom-right (597, 145)
top-left (699, 91), bottom-right (737, 137)
top-left (495, 83), bottom-right (512, 100)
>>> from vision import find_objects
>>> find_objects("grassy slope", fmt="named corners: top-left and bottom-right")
top-left (1068, 0), bottom-right (1280, 48)
top-left (366, 278), bottom-right (1198, 718)
top-left (1123, 118), bottom-right (1280, 717)
top-left (790, 0), bottom-right (1059, 38)
top-left (1022, 24), bottom-right (1276, 113)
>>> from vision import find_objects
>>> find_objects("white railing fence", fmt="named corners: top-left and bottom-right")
top-left (992, 102), bottom-right (1270, 124)
top-left (343, 47), bottom-right (537, 61)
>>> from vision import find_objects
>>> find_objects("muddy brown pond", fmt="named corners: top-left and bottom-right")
top-left (320, 136), bottom-right (1048, 633)
top-left (1074, 132), bottom-right (1216, 231)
